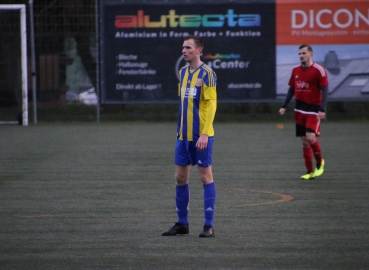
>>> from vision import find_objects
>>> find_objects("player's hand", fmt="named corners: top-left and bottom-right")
top-left (279, 108), bottom-right (286, 115)
top-left (196, 134), bottom-right (208, 152)
top-left (318, 111), bottom-right (325, 120)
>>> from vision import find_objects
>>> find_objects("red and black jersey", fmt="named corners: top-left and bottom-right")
top-left (288, 63), bottom-right (328, 113)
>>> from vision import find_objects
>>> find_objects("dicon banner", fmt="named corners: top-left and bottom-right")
top-left (100, 2), bottom-right (276, 104)
top-left (276, 0), bottom-right (369, 45)
top-left (276, 0), bottom-right (369, 100)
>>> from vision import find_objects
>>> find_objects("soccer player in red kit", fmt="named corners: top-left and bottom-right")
top-left (279, 44), bottom-right (328, 180)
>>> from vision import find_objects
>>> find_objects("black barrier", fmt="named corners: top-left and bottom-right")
top-left (100, 2), bottom-right (276, 104)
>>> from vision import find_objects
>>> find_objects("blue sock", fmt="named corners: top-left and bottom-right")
top-left (176, 184), bottom-right (189, 225)
top-left (203, 182), bottom-right (216, 227)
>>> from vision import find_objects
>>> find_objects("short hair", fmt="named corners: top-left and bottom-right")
top-left (184, 35), bottom-right (203, 49)
top-left (299, 44), bottom-right (313, 52)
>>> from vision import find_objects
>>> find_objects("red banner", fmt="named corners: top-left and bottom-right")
top-left (277, 0), bottom-right (369, 44)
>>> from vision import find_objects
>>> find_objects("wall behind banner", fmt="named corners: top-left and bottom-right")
top-left (276, 0), bottom-right (369, 101)
top-left (100, 2), bottom-right (276, 104)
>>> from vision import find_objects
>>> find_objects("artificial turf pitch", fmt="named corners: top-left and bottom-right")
top-left (1, 122), bottom-right (369, 269)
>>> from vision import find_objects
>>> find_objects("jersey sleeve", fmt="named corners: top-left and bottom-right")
top-left (281, 86), bottom-right (295, 108)
top-left (201, 69), bottom-right (217, 136)
top-left (202, 70), bottom-right (217, 100)
top-left (288, 69), bottom-right (295, 87)
top-left (201, 99), bottom-right (217, 136)
top-left (319, 69), bottom-right (329, 88)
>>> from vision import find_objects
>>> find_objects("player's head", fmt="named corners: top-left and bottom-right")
top-left (299, 44), bottom-right (313, 53)
top-left (298, 44), bottom-right (313, 67)
top-left (184, 35), bottom-right (203, 50)
top-left (182, 35), bottom-right (203, 63)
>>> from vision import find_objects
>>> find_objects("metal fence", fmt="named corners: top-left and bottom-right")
top-left (34, 0), bottom-right (96, 104)
top-left (0, 7), bottom-right (22, 109)
top-left (1, 0), bottom-right (97, 123)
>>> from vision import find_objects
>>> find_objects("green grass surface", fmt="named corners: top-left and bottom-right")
top-left (1, 122), bottom-right (369, 269)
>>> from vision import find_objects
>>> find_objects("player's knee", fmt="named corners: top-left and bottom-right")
top-left (175, 173), bottom-right (188, 185)
top-left (306, 136), bottom-right (316, 145)
top-left (200, 177), bottom-right (214, 185)
top-left (301, 137), bottom-right (309, 147)
top-left (199, 171), bottom-right (213, 185)
top-left (303, 133), bottom-right (316, 145)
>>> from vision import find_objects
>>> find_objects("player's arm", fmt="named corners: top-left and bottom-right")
top-left (319, 86), bottom-right (328, 112)
top-left (201, 70), bottom-right (217, 136)
top-left (197, 98), bottom-right (216, 151)
top-left (197, 70), bottom-right (217, 151)
top-left (202, 99), bottom-right (217, 136)
top-left (318, 86), bottom-right (328, 119)
top-left (279, 86), bottom-right (295, 115)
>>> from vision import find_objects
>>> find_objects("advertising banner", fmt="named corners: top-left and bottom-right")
top-left (277, 0), bottom-right (369, 45)
top-left (276, 0), bottom-right (369, 100)
top-left (100, 2), bottom-right (276, 104)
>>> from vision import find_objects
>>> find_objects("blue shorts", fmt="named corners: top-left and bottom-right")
top-left (174, 137), bottom-right (214, 167)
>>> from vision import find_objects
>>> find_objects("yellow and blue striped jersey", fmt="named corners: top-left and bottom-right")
top-left (177, 63), bottom-right (217, 141)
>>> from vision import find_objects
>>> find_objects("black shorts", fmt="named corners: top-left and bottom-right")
top-left (296, 124), bottom-right (316, 137)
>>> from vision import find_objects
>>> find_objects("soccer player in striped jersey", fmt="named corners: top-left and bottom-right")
top-left (279, 44), bottom-right (328, 180)
top-left (162, 36), bottom-right (217, 237)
